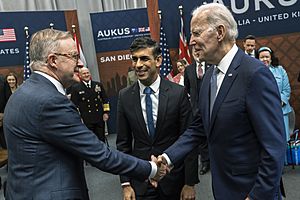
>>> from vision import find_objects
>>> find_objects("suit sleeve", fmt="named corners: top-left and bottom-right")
top-left (116, 90), bottom-right (133, 184)
top-left (179, 88), bottom-right (200, 185)
top-left (247, 67), bottom-right (286, 199)
top-left (39, 95), bottom-right (151, 181)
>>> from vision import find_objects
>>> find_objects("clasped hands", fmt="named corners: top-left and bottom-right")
top-left (149, 155), bottom-right (172, 187)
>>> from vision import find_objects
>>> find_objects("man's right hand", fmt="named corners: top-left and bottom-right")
top-left (122, 185), bottom-right (135, 200)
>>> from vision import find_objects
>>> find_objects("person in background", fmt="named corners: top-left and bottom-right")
top-left (243, 34), bottom-right (258, 58)
top-left (70, 67), bottom-right (109, 142)
top-left (157, 3), bottom-right (285, 200)
top-left (116, 37), bottom-right (199, 200)
top-left (3, 28), bottom-right (165, 200)
top-left (173, 59), bottom-right (188, 86)
top-left (127, 66), bottom-right (137, 86)
top-left (6, 72), bottom-right (18, 96)
top-left (258, 46), bottom-right (292, 141)
top-left (184, 50), bottom-right (210, 175)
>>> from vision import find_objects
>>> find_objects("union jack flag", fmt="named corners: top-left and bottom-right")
top-left (179, 8), bottom-right (191, 64)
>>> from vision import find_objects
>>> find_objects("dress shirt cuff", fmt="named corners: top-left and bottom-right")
top-left (148, 161), bottom-right (157, 179)
top-left (162, 153), bottom-right (172, 166)
top-left (121, 182), bottom-right (131, 187)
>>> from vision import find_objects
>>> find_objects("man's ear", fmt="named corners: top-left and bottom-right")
top-left (156, 55), bottom-right (162, 68)
top-left (216, 25), bottom-right (225, 41)
top-left (47, 54), bottom-right (58, 69)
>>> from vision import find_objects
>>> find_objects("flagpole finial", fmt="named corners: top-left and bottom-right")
top-left (24, 26), bottom-right (29, 37)
top-left (49, 23), bottom-right (54, 29)
top-left (178, 5), bottom-right (183, 16)
top-left (72, 25), bottom-right (76, 33)
top-left (158, 10), bottom-right (162, 20)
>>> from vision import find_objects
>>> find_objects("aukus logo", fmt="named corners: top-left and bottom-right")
top-left (97, 28), bottom-right (130, 38)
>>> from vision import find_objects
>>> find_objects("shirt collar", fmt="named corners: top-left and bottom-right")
top-left (83, 80), bottom-right (91, 87)
top-left (138, 75), bottom-right (161, 94)
top-left (34, 71), bottom-right (66, 95)
top-left (217, 44), bottom-right (238, 74)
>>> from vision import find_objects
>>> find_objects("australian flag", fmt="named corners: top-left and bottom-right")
top-left (23, 34), bottom-right (31, 80)
top-left (159, 22), bottom-right (173, 80)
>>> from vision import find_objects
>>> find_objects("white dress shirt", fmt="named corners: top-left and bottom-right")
top-left (215, 44), bottom-right (238, 95)
top-left (34, 71), bottom-right (66, 95)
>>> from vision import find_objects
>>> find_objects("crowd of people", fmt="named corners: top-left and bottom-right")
top-left (0, 2), bottom-right (297, 200)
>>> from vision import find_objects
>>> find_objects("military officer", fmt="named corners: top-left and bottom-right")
top-left (70, 67), bottom-right (110, 142)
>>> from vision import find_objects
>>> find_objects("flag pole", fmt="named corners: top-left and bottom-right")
top-left (178, 5), bottom-right (183, 16)
top-left (24, 26), bottom-right (29, 38)
top-left (49, 23), bottom-right (54, 29)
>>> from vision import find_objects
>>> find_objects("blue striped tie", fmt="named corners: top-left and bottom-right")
top-left (144, 87), bottom-right (155, 139)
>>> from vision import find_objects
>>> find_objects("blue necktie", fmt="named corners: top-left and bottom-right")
top-left (210, 67), bottom-right (219, 117)
top-left (144, 87), bottom-right (155, 139)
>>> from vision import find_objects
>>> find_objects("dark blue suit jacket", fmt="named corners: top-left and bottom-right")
top-left (4, 73), bottom-right (151, 200)
top-left (116, 78), bottom-right (199, 195)
top-left (165, 48), bottom-right (286, 199)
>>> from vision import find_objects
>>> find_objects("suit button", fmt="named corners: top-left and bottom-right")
top-left (95, 104), bottom-right (98, 107)
top-left (96, 109), bottom-right (98, 111)
top-left (88, 110), bottom-right (91, 113)
top-left (88, 105), bottom-right (90, 107)
top-left (87, 100), bottom-right (90, 102)
top-left (95, 98), bottom-right (97, 101)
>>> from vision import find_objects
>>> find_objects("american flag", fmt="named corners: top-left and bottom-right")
top-left (159, 23), bottom-right (173, 80)
top-left (23, 35), bottom-right (31, 80)
top-left (0, 28), bottom-right (16, 42)
top-left (179, 9), bottom-right (191, 64)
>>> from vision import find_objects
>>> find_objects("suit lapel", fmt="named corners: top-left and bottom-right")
top-left (209, 49), bottom-right (243, 134)
top-left (131, 83), bottom-right (150, 138)
top-left (154, 79), bottom-right (168, 141)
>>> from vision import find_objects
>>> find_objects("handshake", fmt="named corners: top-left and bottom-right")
top-left (149, 155), bottom-right (173, 187)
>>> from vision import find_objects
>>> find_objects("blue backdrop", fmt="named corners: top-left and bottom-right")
top-left (0, 11), bottom-right (67, 68)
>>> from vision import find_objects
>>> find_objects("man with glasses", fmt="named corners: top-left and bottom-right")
top-left (3, 28), bottom-right (166, 200)
top-left (157, 3), bottom-right (285, 200)
top-left (70, 67), bottom-right (110, 142)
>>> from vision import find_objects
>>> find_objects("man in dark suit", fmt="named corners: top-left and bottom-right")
top-left (158, 3), bottom-right (285, 200)
top-left (3, 29), bottom-right (165, 200)
top-left (116, 37), bottom-right (199, 200)
top-left (184, 51), bottom-right (210, 175)
top-left (70, 67), bottom-right (109, 142)
top-left (243, 34), bottom-right (258, 58)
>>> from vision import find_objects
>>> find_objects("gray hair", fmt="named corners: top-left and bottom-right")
top-left (29, 28), bottom-right (72, 70)
top-left (192, 3), bottom-right (238, 41)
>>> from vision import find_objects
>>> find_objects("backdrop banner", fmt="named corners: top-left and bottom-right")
top-left (0, 10), bottom-right (81, 82)
top-left (157, 0), bottom-right (300, 128)
top-left (90, 8), bottom-right (150, 134)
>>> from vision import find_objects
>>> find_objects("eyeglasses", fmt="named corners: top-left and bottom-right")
top-left (54, 52), bottom-right (79, 62)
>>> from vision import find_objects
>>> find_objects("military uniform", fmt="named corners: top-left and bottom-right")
top-left (70, 81), bottom-right (110, 142)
